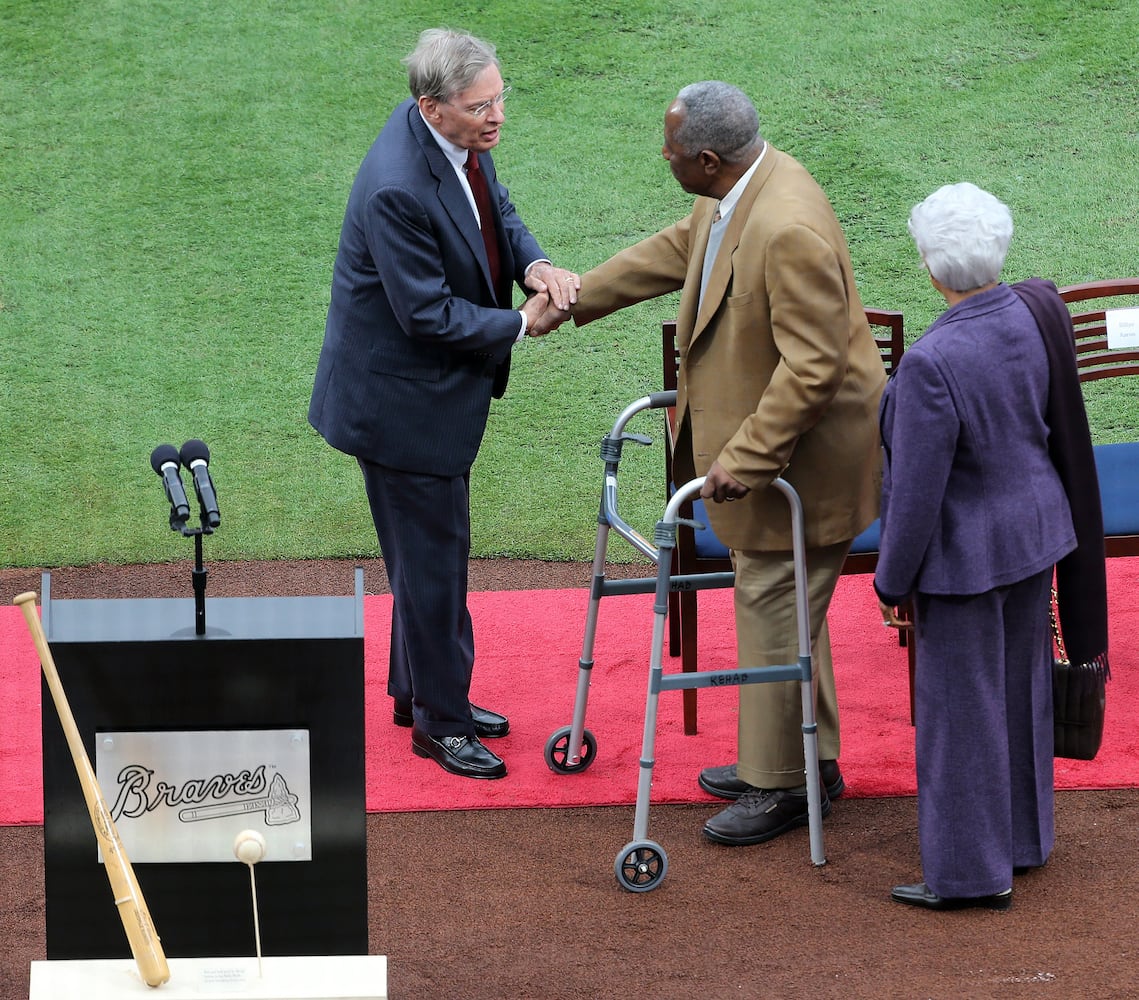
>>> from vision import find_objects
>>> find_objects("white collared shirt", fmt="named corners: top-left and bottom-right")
top-left (421, 113), bottom-right (483, 225)
top-left (713, 141), bottom-right (768, 229)
top-left (698, 143), bottom-right (768, 314)
top-left (418, 110), bottom-right (537, 339)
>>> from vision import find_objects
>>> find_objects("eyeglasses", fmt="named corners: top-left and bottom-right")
top-left (447, 85), bottom-right (512, 119)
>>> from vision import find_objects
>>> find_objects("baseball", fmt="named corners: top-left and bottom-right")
top-left (233, 829), bottom-right (267, 865)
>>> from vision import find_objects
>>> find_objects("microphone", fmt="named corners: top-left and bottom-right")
top-left (179, 439), bottom-right (220, 528)
top-left (150, 444), bottom-right (190, 524)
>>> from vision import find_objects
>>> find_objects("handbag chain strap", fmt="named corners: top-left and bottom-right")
top-left (1049, 586), bottom-right (1068, 664)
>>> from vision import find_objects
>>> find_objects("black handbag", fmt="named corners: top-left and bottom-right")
top-left (1050, 589), bottom-right (1107, 761)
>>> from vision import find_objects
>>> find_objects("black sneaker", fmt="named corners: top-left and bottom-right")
top-left (698, 760), bottom-right (845, 800)
top-left (702, 785), bottom-right (831, 846)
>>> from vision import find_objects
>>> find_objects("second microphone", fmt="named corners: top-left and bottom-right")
top-left (180, 439), bottom-right (220, 529)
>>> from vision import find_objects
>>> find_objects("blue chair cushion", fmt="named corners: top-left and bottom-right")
top-left (849, 518), bottom-right (881, 554)
top-left (689, 497), bottom-right (730, 560)
top-left (684, 494), bottom-right (883, 559)
top-left (680, 442), bottom-right (1136, 564)
top-left (1095, 441), bottom-right (1139, 536)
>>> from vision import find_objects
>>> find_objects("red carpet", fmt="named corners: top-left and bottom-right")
top-left (2, 564), bottom-right (1137, 824)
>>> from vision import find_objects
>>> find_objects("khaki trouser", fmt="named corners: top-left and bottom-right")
top-left (731, 540), bottom-right (850, 789)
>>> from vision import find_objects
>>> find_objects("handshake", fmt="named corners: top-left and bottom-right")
top-left (520, 262), bottom-right (580, 337)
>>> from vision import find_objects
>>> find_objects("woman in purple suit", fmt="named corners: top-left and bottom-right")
top-left (874, 183), bottom-right (1108, 910)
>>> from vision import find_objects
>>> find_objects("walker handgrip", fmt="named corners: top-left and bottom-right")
top-left (647, 391), bottom-right (677, 409)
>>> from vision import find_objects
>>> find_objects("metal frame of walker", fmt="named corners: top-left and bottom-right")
top-left (542, 391), bottom-right (827, 892)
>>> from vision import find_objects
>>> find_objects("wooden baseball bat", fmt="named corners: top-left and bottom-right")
top-left (14, 592), bottom-right (171, 988)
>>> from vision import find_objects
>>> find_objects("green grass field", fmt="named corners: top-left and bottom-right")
top-left (2, 0), bottom-right (1136, 568)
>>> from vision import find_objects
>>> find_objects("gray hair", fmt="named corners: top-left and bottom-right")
top-left (907, 182), bottom-right (1014, 292)
top-left (672, 81), bottom-right (762, 163)
top-left (403, 29), bottom-right (499, 101)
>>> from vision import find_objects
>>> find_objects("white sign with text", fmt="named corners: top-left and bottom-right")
top-left (1106, 307), bottom-right (1139, 350)
top-left (95, 729), bottom-right (312, 864)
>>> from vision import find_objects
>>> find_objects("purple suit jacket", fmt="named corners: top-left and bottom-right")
top-left (874, 283), bottom-right (1077, 603)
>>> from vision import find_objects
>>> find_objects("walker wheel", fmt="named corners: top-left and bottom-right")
top-left (615, 840), bottom-right (668, 892)
top-left (544, 726), bottom-right (597, 773)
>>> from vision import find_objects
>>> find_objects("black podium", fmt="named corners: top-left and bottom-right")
top-left (39, 569), bottom-right (368, 960)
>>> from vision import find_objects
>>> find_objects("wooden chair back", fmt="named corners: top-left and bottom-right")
top-left (1058, 278), bottom-right (1139, 381)
top-left (1058, 278), bottom-right (1139, 558)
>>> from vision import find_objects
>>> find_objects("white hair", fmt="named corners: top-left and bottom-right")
top-left (907, 182), bottom-right (1013, 292)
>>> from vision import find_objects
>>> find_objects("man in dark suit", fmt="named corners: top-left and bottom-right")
top-left (308, 28), bottom-right (577, 779)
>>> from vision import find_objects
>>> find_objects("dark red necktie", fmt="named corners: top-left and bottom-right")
top-left (465, 148), bottom-right (504, 302)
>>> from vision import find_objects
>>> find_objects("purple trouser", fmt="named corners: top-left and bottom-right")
top-left (913, 567), bottom-right (1055, 897)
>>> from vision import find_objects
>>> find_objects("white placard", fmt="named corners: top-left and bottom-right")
top-left (30, 955), bottom-right (388, 999)
top-left (95, 729), bottom-right (312, 863)
top-left (1106, 307), bottom-right (1139, 349)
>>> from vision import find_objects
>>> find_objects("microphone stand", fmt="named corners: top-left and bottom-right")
top-left (156, 447), bottom-right (218, 636)
top-left (177, 518), bottom-right (215, 637)
top-left (190, 528), bottom-right (208, 636)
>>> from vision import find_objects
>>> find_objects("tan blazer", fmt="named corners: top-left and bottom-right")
top-left (574, 147), bottom-right (885, 551)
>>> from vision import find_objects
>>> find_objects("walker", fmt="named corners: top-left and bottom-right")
top-left (543, 392), bottom-right (827, 891)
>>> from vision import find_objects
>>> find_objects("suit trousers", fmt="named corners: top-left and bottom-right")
top-left (913, 568), bottom-right (1055, 898)
top-left (358, 458), bottom-right (477, 737)
top-left (732, 540), bottom-right (849, 789)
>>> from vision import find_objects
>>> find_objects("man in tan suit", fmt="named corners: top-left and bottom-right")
top-left (572, 81), bottom-right (885, 845)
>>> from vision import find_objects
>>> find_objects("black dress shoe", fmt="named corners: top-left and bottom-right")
top-left (703, 785), bottom-right (830, 846)
top-left (411, 726), bottom-right (507, 779)
top-left (698, 760), bottom-right (845, 800)
top-left (394, 701), bottom-right (510, 738)
top-left (469, 703), bottom-right (509, 738)
top-left (890, 882), bottom-right (1012, 911)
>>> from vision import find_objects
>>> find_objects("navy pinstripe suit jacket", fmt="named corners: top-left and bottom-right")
top-left (309, 99), bottom-right (545, 476)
